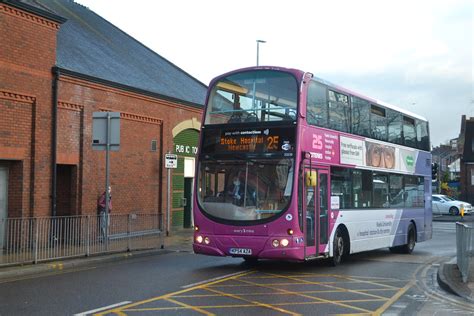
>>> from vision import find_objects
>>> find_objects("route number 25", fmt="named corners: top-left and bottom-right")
top-left (312, 134), bottom-right (323, 150)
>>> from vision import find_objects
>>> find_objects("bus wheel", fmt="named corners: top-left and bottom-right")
top-left (330, 228), bottom-right (345, 266)
top-left (400, 223), bottom-right (416, 254)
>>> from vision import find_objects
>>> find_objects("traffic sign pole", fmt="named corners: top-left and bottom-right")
top-left (164, 153), bottom-right (177, 236)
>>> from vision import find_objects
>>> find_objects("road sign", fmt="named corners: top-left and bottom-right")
top-left (92, 112), bottom-right (120, 151)
top-left (165, 154), bottom-right (178, 169)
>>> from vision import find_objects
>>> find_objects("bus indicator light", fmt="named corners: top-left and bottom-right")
top-left (287, 229), bottom-right (294, 235)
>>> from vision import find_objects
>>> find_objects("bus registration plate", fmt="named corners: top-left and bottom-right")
top-left (229, 248), bottom-right (252, 255)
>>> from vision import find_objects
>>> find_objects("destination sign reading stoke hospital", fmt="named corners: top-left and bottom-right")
top-left (201, 127), bottom-right (295, 155)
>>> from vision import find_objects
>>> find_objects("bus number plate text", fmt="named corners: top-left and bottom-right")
top-left (229, 248), bottom-right (252, 255)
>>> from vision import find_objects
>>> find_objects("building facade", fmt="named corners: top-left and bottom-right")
top-left (0, 0), bottom-right (207, 241)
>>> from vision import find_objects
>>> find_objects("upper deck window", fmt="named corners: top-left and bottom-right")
top-left (403, 116), bottom-right (416, 147)
top-left (387, 109), bottom-right (403, 145)
top-left (370, 105), bottom-right (387, 141)
top-left (416, 119), bottom-right (430, 151)
top-left (205, 70), bottom-right (298, 125)
top-left (328, 90), bottom-right (350, 133)
top-left (351, 96), bottom-right (370, 137)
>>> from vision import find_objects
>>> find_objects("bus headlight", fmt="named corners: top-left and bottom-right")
top-left (196, 235), bottom-right (203, 243)
top-left (204, 237), bottom-right (210, 245)
top-left (280, 239), bottom-right (289, 247)
top-left (272, 239), bottom-right (280, 248)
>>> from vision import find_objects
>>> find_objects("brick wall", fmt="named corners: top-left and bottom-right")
top-left (57, 77), bottom-right (203, 216)
top-left (0, 3), bottom-right (60, 217)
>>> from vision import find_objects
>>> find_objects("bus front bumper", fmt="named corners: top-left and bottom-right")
top-left (193, 235), bottom-right (305, 261)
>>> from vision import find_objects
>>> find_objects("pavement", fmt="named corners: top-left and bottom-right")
top-left (433, 214), bottom-right (474, 303)
top-left (1, 220), bottom-right (473, 304)
top-left (0, 228), bottom-right (194, 281)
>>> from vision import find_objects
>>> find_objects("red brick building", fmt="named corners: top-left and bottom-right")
top-left (0, 0), bottom-right (206, 240)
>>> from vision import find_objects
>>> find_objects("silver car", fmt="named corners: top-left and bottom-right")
top-left (432, 194), bottom-right (473, 215)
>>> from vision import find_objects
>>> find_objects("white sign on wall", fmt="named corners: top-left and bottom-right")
top-left (165, 154), bottom-right (178, 169)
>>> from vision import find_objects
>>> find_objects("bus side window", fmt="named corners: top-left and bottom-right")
top-left (352, 170), bottom-right (372, 208)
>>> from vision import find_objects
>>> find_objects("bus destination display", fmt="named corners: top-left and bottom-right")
top-left (202, 127), bottom-right (295, 154)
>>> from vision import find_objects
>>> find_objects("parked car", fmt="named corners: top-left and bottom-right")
top-left (432, 194), bottom-right (473, 215)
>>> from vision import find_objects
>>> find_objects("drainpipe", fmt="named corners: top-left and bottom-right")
top-left (159, 122), bottom-right (164, 226)
top-left (51, 67), bottom-right (59, 217)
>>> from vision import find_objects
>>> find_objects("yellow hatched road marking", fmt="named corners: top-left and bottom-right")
top-left (373, 280), bottom-right (415, 315)
top-left (262, 272), bottom-right (394, 302)
top-left (124, 298), bottom-right (388, 312)
top-left (94, 270), bottom-right (412, 316)
top-left (205, 287), bottom-right (301, 315)
top-left (174, 287), bottom-right (397, 298)
top-left (94, 270), bottom-right (255, 315)
top-left (237, 277), bottom-right (373, 314)
top-left (165, 298), bottom-right (214, 316)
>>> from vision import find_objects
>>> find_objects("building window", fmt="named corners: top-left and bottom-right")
top-left (151, 140), bottom-right (157, 152)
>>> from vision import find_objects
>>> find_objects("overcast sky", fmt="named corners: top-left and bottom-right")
top-left (76, 0), bottom-right (473, 147)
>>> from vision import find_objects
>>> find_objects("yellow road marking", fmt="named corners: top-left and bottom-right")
top-left (94, 270), bottom-right (412, 316)
top-left (262, 272), bottom-right (392, 304)
top-left (124, 298), bottom-right (388, 312)
top-left (173, 287), bottom-right (397, 298)
top-left (165, 297), bottom-right (214, 316)
top-left (373, 280), bottom-right (415, 315)
top-left (237, 277), bottom-right (374, 314)
top-left (205, 287), bottom-right (301, 315)
top-left (94, 270), bottom-right (255, 315)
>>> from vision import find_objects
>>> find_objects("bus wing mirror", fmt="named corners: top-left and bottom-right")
top-left (305, 170), bottom-right (317, 187)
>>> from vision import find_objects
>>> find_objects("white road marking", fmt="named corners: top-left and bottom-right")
top-left (181, 271), bottom-right (248, 289)
top-left (74, 301), bottom-right (131, 315)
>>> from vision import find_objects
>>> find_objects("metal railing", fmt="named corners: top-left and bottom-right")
top-left (0, 214), bottom-right (163, 266)
top-left (456, 222), bottom-right (474, 282)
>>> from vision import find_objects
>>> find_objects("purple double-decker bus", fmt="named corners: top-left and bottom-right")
top-left (193, 66), bottom-right (432, 265)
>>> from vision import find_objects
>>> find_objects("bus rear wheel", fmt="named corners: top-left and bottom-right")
top-left (402, 224), bottom-right (416, 254)
top-left (389, 223), bottom-right (416, 254)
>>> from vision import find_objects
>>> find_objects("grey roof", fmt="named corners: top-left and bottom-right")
top-left (18, 0), bottom-right (207, 106)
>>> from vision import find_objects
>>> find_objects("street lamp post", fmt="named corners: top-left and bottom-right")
top-left (256, 40), bottom-right (266, 66)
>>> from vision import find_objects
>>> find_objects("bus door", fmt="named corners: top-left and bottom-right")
top-left (303, 167), bottom-right (329, 258)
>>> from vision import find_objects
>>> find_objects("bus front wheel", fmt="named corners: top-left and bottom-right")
top-left (330, 228), bottom-right (346, 266)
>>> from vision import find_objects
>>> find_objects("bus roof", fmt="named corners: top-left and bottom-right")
top-left (214, 66), bottom-right (428, 122)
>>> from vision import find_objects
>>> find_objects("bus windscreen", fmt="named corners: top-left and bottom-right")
top-left (205, 70), bottom-right (298, 125)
